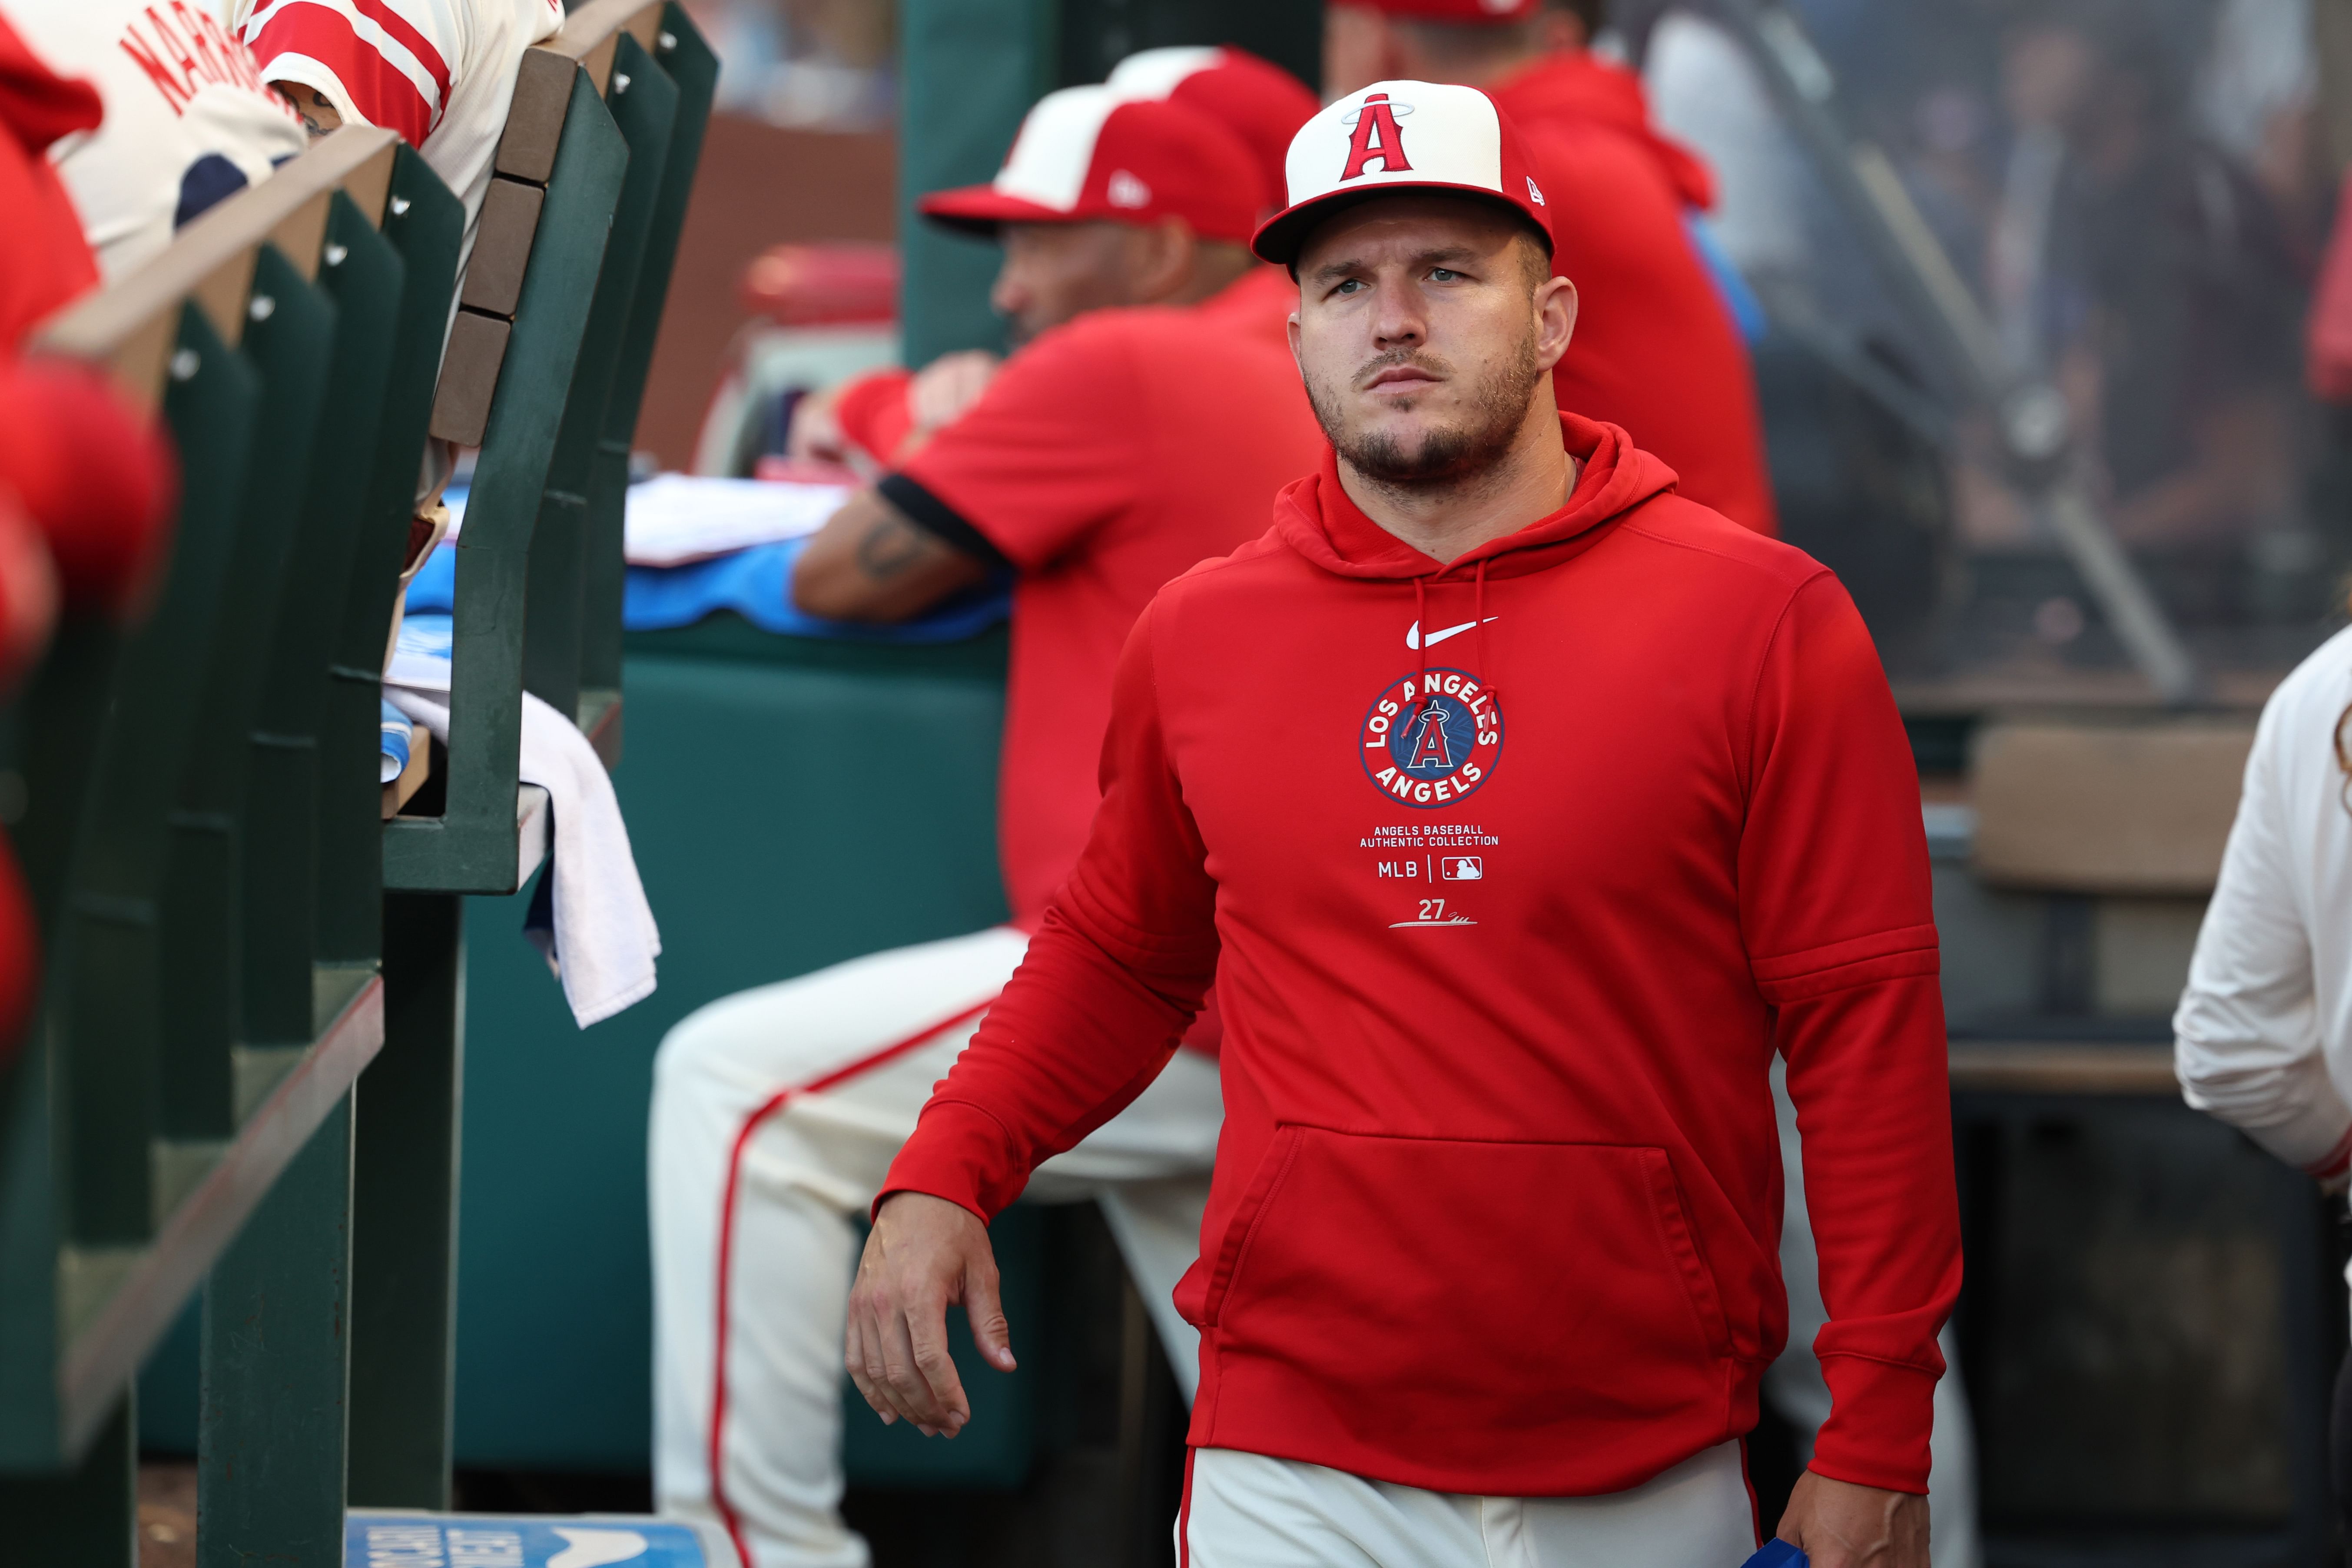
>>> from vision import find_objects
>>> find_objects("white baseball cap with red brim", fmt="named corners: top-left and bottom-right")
top-left (1106, 46), bottom-right (1320, 213)
top-left (1251, 80), bottom-right (1556, 266)
top-left (918, 85), bottom-right (1261, 245)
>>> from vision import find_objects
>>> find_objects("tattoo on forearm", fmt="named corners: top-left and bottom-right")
top-left (855, 515), bottom-right (935, 582)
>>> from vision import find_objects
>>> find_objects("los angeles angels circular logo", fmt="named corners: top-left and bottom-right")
top-left (1360, 668), bottom-right (1503, 807)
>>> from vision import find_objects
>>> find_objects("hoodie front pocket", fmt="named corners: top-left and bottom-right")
top-left (1204, 1128), bottom-right (1734, 1442)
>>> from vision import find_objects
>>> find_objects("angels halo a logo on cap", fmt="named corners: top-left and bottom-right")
top-left (1340, 92), bottom-right (1415, 181)
top-left (1360, 667), bottom-right (1503, 808)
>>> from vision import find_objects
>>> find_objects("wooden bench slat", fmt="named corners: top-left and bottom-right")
top-left (458, 177), bottom-right (546, 318)
top-left (1971, 719), bottom-right (2256, 896)
top-left (428, 310), bottom-right (512, 447)
top-left (491, 48), bottom-right (577, 184)
top-left (1947, 1042), bottom-right (2179, 1096)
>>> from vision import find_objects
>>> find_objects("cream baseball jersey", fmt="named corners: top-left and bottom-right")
top-left (237, 0), bottom-right (560, 250)
top-left (3, 0), bottom-right (307, 280)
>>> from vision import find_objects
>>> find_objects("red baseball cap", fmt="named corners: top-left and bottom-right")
top-left (1105, 46), bottom-right (1320, 213)
top-left (1251, 80), bottom-right (1555, 265)
top-left (1338, 0), bottom-right (1540, 21)
top-left (917, 86), bottom-right (1262, 245)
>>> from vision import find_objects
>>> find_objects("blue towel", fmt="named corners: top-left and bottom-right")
top-left (623, 535), bottom-right (1010, 640)
top-left (1743, 1541), bottom-right (1806, 1567)
top-left (403, 535), bottom-right (1011, 643)
top-left (379, 698), bottom-right (413, 784)
top-left (406, 536), bottom-right (456, 613)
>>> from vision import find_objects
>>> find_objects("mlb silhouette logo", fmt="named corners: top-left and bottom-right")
top-left (1441, 857), bottom-right (1483, 881)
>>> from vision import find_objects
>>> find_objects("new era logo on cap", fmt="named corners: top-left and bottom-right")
top-left (1251, 80), bottom-right (1556, 265)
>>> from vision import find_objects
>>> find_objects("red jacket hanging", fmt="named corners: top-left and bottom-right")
top-left (883, 414), bottom-right (1958, 1498)
top-left (1491, 51), bottom-right (1779, 537)
top-left (0, 13), bottom-right (101, 347)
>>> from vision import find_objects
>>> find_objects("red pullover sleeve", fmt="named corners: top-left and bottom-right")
top-left (830, 368), bottom-right (914, 466)
top-left (1740, 573), bottom-right (1959, 1495)
top-left (879, 600), bottom-right (1221, 1221)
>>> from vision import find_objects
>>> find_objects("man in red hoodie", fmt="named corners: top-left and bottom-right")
top-left (850, 82), bottom-right (1957, 1566)
top-left (1324, 0), bottom-right (1779, 539)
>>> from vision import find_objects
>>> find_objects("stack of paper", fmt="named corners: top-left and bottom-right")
top-left (622, 474), bottom-right (848, 566)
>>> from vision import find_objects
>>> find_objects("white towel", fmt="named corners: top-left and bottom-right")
top-left (384, 686), bottom-right (661, 1028)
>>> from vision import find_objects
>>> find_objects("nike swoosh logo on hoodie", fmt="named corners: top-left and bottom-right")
top-left (1406, 618), bottom-right (1497, 650)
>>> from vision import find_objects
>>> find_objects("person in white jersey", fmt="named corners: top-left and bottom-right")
top-left (237, 0), bottom-right (564, 256)
top-left (2, 0), bottom-right (306, 279)
top-left (2176, 616), bottom-right (2352, 1546)
top-left (240, 0), bottom-right (567, 560)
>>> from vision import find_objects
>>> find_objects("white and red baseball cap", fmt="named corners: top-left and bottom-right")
top-left (1105, 46), bottom-right (1321, 213)
top-left (918, 86), bottom-right (1262, 245)
top-left (1339, 0), bottom-right (1541, 20)
top-left (1251, 80), bottom-right (1555, 265)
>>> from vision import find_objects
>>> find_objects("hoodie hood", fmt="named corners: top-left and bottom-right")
top-left (1487, 52), bottom-right (1714, 211)
top-left (0, 18), bottom-right (100, 155)
top-left (1271, 412), bottom-right (1680, 583)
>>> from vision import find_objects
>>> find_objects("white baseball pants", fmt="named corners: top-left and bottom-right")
top-left (648, 925), bottom-right (1222, 1568)
top-left (1181, 1441), bottom-right (1758, 1567)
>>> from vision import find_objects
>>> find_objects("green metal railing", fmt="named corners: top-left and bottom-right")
top-left (0, 2), bottom-right (713, 1558)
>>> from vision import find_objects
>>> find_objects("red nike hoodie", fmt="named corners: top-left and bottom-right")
top-left (882, 414), bottom-right (1959, 1498)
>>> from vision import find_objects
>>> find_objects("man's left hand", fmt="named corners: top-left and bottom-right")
top-left (1775, 1470), bottom-right (1929, 1568)
top-left (906, 350), bottom-right (1001, 438)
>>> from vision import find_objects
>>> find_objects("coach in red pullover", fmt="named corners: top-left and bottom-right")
top-left (853, 83), bottom-right (1956, 1566)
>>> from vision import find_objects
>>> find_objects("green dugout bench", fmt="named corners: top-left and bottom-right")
top-left (3, 0), bottom-right (717, 1558)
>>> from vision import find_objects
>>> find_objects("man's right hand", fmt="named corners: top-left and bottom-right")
top-left (1776, 1469), bottom-right (1931, 1568)
top-left (845, 1191), bottom-right (1016, 1437)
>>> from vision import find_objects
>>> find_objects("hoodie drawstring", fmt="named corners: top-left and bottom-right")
top-left (1474, 557), bottom-right (1500, 718)
top-left (1413, 573), bottom-right (1432, 713)
top-left (1415, 566), bottom-right (1503, 720)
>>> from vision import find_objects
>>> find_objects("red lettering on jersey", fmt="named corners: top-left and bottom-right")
top-left (1407, 707), bottom-right (1453, 771)
top-left (169, 2), bottom-right (230, 89)
top-left (119, 21), bottom-right (193, 115)
top-left (1342, 94), bottom-right (1412, 181)
top-left (146, 6), bottom-right (205, 93)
